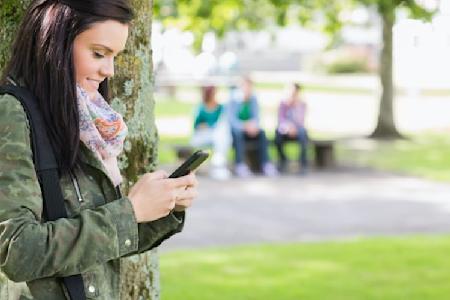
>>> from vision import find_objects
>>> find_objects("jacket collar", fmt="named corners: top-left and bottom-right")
top-left (79, 143), bottom-right (123, 189)
top-left (79, 143), bottom-right (107, 174)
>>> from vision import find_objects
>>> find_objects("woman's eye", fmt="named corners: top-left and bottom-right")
top-left (93, 51), bottom-right (105, 59)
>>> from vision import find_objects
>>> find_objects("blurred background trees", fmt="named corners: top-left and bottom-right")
top-left (154, 0), bottom-right (437, 138)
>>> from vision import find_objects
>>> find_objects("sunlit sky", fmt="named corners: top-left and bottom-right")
top-left (395, 0), bottom-right (450, 88)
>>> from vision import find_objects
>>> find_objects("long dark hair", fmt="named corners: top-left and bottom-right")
top-left (1, 0), bottom-right (133, 172)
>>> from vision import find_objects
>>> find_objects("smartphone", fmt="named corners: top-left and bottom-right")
top-left (169, 150), bottom-right (210, 178)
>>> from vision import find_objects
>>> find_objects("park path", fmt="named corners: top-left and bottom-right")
top-left (160, 167), bottom-right (450, 251)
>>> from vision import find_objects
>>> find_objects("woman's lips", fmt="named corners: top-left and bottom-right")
top-left (87, 79), bottom-right (101, 90)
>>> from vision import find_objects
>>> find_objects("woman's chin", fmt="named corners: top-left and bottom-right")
top-left (79, 84), bottom-right (98, 98)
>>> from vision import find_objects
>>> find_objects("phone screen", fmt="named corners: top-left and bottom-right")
top-left (169, 150), bottom-right (210, 178)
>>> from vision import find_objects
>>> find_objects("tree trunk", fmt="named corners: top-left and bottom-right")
top-left (111, 0), bottom-right (161, 299)
top-left (0, 0), bottom-right (31, 70)
top-left (370, 6), bottom-right (402, 139)
top-left (0, 0), bottom-right (34, 296)
top-left (1, 0), bottom-right (162, 299)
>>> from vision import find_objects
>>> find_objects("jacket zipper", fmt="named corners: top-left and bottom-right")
top-left (115, 186), bottom-right (122, 199)
top-left (70, 171), bottom-right (84, 202)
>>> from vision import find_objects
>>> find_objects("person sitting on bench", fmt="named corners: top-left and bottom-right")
top-left (275, 83), bottom-right (309, 174)
top-left (228, 76), bottom-right (278, 177)
top-left (191, 85), bottom-right (231, 180)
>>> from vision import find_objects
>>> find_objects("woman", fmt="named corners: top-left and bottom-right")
top-left (274, 83), bottom-right (309, 174)
top-left (191, 85), bottom-right (231, 180)
top-left (0, 1), bottom-right (198, 299)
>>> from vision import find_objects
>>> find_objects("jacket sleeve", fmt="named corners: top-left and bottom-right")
top-left (123, 211), bottom-right (185, 257)
top-left (0, 94), bottom-right (139, 282)
top-left (227, 99), bottom-right (243, 131)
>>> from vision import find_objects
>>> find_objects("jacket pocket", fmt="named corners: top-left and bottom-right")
top-left (83, 272), bottom-right (100, 299)
top-left (58, 173), bottom-right (82, 217)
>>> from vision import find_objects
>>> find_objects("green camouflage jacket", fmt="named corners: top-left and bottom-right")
top-left (0, 93), bottom-right (185, 299)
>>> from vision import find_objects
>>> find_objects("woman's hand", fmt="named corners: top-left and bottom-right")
top-left (173, 182), bottom-right (199, 212)
top-left (128, 171), bottom-right (198, 223)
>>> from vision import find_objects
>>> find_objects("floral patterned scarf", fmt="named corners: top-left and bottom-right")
top-left (77, 85), bottom-right (127, 186)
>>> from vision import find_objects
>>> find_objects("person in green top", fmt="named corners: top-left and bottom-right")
top-left (227, 77), bottom-right (278, 177)
top-left (191, 85), bottom-right (231, 180)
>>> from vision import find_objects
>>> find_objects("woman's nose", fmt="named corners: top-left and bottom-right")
top-left (100, 58), bottom-right (115, 78)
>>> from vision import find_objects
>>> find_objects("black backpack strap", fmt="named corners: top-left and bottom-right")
top-left (0, 85), bottom-right (86, 300)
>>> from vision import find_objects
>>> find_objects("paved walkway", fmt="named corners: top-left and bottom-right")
top-left (160, 167), bottom-right (450, 251)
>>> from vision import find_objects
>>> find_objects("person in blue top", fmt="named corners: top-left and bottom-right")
top-left (227, 77), bottom-right (278, 177)
top-left (191, 85), bottom-right (231, 180)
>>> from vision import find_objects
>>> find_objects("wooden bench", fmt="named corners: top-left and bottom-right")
top-left (174, 138), bottom-right (337, 171)
top-left (311, 139), bottom-right (335, 169)
top-left (244, 138), bottom-right (336, 171)
top-left (244, 140), bottom-right (263, 172)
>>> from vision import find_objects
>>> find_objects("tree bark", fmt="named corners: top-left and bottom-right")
top-left (370, 5), bottom-right (403, 139)
top-left (0, 0), bottom-right (34, 296)
top-left (0, 0), bottom-right (31, 70)
top-left (111, 0), bottom-right (161, 299)
top-left (1, 0), bottom-right (161, 299)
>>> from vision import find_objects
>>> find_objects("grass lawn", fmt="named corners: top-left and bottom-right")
top-left (155, 98), bottom-right (196, 117)
top-left (157, 135), bottom-right (190, 165)
top-left (160, 235), bottom-right (450, 300)
top-left (338, 133), bottom-right (450, 182)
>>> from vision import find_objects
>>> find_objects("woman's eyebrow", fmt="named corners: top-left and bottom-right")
top-left (91, 44), bottom-right (121, 54)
